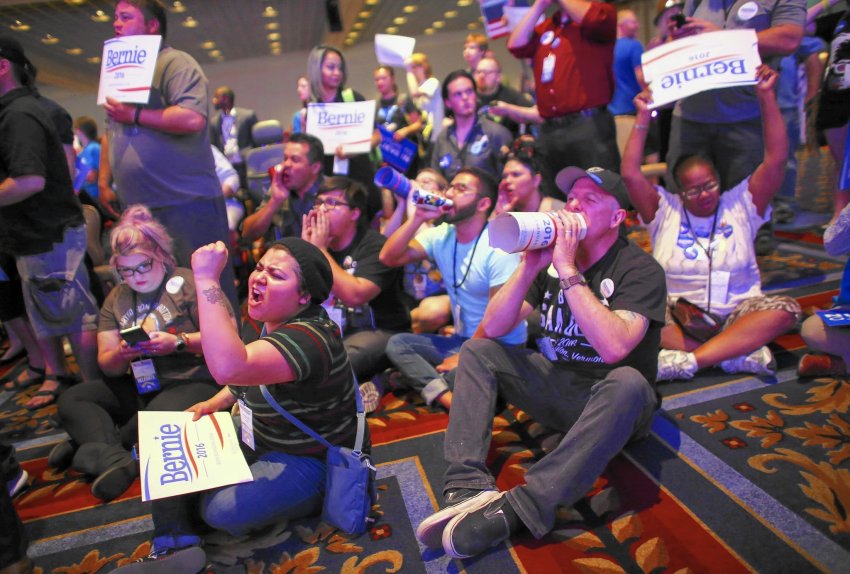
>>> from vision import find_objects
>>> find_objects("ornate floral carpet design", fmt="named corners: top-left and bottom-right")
top-left (3, 227), bottom-right (849, 573)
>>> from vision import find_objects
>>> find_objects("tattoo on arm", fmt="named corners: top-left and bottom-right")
top-left (202, 286), bottom-right (234, 317)
top-left (614, 309), bottom-right (649, 334)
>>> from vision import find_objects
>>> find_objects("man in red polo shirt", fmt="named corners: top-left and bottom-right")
top-left (508, 0), bottom-right (620, 195)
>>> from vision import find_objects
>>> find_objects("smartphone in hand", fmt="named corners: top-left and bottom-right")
top-left (120, 325), bottom-right (150, 346)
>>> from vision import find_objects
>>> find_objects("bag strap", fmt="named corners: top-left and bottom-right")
top-left (257, 325), bottom-right (366, 456)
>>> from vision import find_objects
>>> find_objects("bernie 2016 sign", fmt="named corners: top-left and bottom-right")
top-left (641, 29), bottom-right (761, 109)
top-left (97, 35), bottom-right (162, 105)
top-left (138, 411), bottom-right (252, 501)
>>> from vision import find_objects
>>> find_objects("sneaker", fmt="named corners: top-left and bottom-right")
top-left (359, 380), bottom-right (382, 414)
top-left (720, 346), bottom-right (776, 376)
top-left (442, 491), bottom-right (520, 559)
top-left (48, 440), bottom-right (76, 471)
top-left (798, 353), bottom-right (847, 377)
top-left (110, 546), bottom-right (206, 574)
top-left (7, 469), bottom-right (28, 498)
top-left (415, 488), bottom-right (500, 549)
top-left (657, 350), bottom-right (698, 381)
top-left (91, 459), bottom-right (139, 502)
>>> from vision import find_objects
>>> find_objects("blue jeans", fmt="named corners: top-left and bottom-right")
top-left (385, 332), bottom-right (467, 404)
top-left (443, 339), bottom-right (658, 539)
top-left (151, 450), bottom-right (326, 552)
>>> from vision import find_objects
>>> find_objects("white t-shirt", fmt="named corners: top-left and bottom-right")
top-left (643, 178), bottom-right (770, 317)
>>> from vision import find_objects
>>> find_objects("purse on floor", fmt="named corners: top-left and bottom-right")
top-left (671, 298), bottom-right (722, 343)
top-left (259, 378), bottom-right (376, 536)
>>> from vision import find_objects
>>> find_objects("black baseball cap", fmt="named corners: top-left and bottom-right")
top-left (0, 36), bottom-right (33, 70)
top-left (555, 166), bottom-right (631, 210)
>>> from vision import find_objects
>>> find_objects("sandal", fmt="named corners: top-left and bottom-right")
top-left (3, 365), bottom-right (45, 391)
top-left (25, 374), bottom-right (75, 411)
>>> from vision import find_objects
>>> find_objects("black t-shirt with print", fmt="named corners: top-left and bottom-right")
top-left (329, 227), bottom-right (410, 333)
top-left (526, 237), bottom-right (667, 384)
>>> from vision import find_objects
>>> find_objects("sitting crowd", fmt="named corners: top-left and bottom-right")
top-left (2, 0), bottom-right (849, 572)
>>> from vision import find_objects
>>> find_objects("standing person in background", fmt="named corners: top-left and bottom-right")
top-left (306, 45), bottom-right (381, 222)
top-left (647, 0), bottom-right (685, 165)
top-left (463, 33), bottom-right (489, 74)
top-left (406, 52), bottom-right (445, 159)
top-left (209, 85), bottom-right (258, 191)
top-left (0, 35), bottom-right (101, 409)
top-left (102, 0), bottom-right (238, 312)
top-left (508, 0), bottom-right (621, 195)
top-left (430, 70), bottom-right (513, 181)
top-left (73, 116), bottom-right (101, 200)
top-left (373, 65), bottom-right (423, 178)
top-left (475, 56), bottom-right (535, 140)
top-left (290, 75), bottom-right (311, 134)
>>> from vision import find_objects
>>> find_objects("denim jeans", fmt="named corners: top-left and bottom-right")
top-left (385, 332), bottom-right (467, 403)
top-left (443, 339), bottom-right (658, 539)
top-left (151, 451), bottom-right (326, 552)
top-left (344, 328), bottom-right (395, 382)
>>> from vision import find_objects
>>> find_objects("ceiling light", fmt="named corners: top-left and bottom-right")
top-left (10, 20), bottom-right (31, 32)
top-left (358, 11), bottom-right (371, 19)
top-left (403, 5), bottom-right (417, 13)
top-left (263, 6), bottom-right (278, 18)
top-left (209, 50), bottom-right (221, 57)
top-left (458, 0), bottom-right (474, 6)
top-left (41, 34), bottom-right (60, 45)
top-left (445, 10), bottom-right (458, 18)
top-left (270, 41), bottom-right (281, 49)
top-left (347, 31), bottom-right (359, 39)
top-left (91, 10), bottom-right (110, 23)
top-left (181, 16), bottom-right (198, 28)
top-left (65, 48), bottom-right (83, 55)
top-left (467, 22), bottom-right (479, 30)
top-left (64, 0), bottom-right (85, 6)
top-left (170, 1), bottom-right (187, 13)
top-left (344, 38), bottom-right (354, 46)
top-left (433, 21), bottom-right (445, 29)
top-left (271, 47), bottom-right (282, 55)
top-left (86, 56), bottom-right (101, 64)
top-left (353, 22), bottom-right (364, 30)
top-left (200, 41), bottom-right (215, 50)
top-left (393, 16), bottom-right (407, 25)
top-left (365, 0), bottom-right (380, 5)
top-left (267, 32), bottom-right (280, 41)
top-left (424, 28), bottom-right (434, 35)
top-left (385, 26), bottom-right (398, 34)
top-left (265, 22), bottom-right (279, 30)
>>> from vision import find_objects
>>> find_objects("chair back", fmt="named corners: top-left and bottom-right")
top-left (243, 120), bottom-right (286, 204)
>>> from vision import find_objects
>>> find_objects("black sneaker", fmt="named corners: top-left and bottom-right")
top-left (110, 546), bottom-right (206, 574)
top-left (442, 491), bottom-right (519, 559)
top-left (48, 440), bottom-right (75, 471)
top-left (91, 458), bottom-right (139, 502)
top-left (415, 488), bottom-right (500, 549)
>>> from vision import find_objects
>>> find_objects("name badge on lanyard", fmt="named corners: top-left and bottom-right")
top-left (238, 398), bottom-right (255, 450)
top-left (130, 358), bottom-right (161, 394)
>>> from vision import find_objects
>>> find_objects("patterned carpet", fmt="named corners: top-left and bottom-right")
top-left (3, 217), bottom-right (850, 573)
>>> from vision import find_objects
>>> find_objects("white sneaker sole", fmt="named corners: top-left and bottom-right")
top-left (415, 490), bottom-right (500, 550)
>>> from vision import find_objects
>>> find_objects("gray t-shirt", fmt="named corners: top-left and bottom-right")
top-left (107, 46), bottom-right (220, 208)
top-left (677, 0), bottom-right (806, 122)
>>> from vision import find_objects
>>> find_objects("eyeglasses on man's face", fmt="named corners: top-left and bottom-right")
top-left (445, 182), bottom-right (478, 197)
top-left (681, 180), bottom-right (720, 200)
top-left (117, 258), bottom-right (154, 278)
top-left (314, 197), bottom-right (351, 209)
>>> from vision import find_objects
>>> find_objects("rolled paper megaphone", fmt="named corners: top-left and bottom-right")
top-left (489, 211), bottom-right (586, 253)
top-left (374, 165), bottom-right (453, 208)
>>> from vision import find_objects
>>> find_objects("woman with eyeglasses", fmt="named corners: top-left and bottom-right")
top-left (48, 206), bottom-right (223, 501)
top-left (621, 65), bottom-right (801, 382)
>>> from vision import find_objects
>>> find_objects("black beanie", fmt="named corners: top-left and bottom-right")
top-left (272, 238), bottom-right (333, 304)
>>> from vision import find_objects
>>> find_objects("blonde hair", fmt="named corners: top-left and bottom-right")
top-left (409, 53), bottom-right (432, 78)
top-left (109, 205), bottom-right (177, 271)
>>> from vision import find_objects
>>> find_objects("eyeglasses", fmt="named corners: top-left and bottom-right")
top-left (116, 258), bottom-right (154, 278)
top-left (445, 182), bottom-right (477, 196)
top-left (681, 180), bottom-right (720, 200)
top-left (314, 197), bottom-right (351, 209)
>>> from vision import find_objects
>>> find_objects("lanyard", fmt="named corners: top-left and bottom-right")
top-left (682, 207), bottom-right (719, 312)
top-left (452, 223), bottom-right (486, 291)
top-left (131, 278), bottom-right (167, 328)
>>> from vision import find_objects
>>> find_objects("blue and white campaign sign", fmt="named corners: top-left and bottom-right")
top-left (306, 100), bottom-right (377, 156)
top-left (816, 307), bottom-right (850, 328)
top-left (138, 411), bottom-right (252, 501)
top-left (641, 29), bottom-right (761, 109)
top-left (97, 35), bottom-right (161, 105)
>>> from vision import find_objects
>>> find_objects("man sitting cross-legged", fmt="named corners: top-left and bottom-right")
top-left (416, 166), bottom-right (667, 558)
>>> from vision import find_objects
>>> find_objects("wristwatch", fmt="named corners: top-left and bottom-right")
top-left (559, 273), bottom-right (586, 292)
top-left (175, 333), bottom-right (189, 352)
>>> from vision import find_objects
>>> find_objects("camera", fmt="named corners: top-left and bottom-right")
top-left (671, 13), bottom-right (687, 29)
